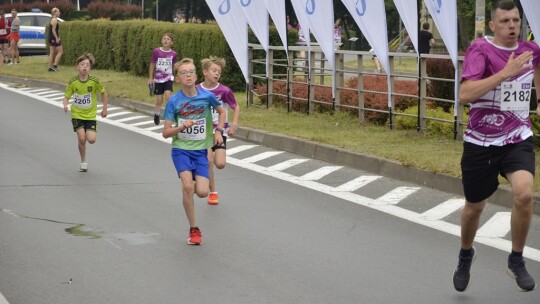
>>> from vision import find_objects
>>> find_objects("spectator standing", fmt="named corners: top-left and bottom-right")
top-left (0, 10), bottom-right (10, 67)
top-left (418, 22), bottom-right (435, 54)
top-left (8, 8), bottom-right (19, 64)
top-left (48, 7), bottom-right (63, 72)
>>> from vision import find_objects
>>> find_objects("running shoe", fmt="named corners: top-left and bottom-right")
top-left (208, 192), bottom-right (219, 205)
top-left (453, 247), bottom-right (476, 292)
top-left (507, 255), bottom-right (536, 291)
top-left (79, 162), bottom-right (88, 172)
top-left (48, 67), bottom-right (56, 72)
top-left (153, 114), bottom-right (160, 125)
top-left (187, 227), bottom-right (202, 245)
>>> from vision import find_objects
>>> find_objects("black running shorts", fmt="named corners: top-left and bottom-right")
top-left (461, 137), bottom-right (535, 203)
top-left (72, 119), bottom-right (97, 133)
top-left (153, 81), bottom-right (173, 95)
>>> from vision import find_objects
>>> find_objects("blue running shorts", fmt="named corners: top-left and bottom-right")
top-left (171, 148), bottom-right (209, 180)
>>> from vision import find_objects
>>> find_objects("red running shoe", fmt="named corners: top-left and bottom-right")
top-left (187, 227), bottom-right (202, 245)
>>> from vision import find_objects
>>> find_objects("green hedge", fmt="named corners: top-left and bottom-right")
top-left (52, 19), bottom-right (297, 91)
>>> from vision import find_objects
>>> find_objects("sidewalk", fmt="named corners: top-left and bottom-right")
top-left (1, 75), bottom-right (538, 215)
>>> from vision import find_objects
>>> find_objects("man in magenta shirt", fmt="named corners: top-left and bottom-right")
top-left (453, 0), bottom-right (540, 293)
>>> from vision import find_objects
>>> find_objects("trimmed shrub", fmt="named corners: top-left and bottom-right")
top-left (395, 106), bottom-right (468, 136)
top-left (86, 1), bottom-right (141, 20)
top-left (256, 75), bottom-right (419, 125)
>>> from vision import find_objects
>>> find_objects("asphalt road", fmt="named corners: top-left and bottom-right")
top-left (1, 84), bottom-right (539, 303)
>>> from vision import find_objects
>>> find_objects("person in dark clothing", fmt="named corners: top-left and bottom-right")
top-left (418, 22), bottom-right (435, 54)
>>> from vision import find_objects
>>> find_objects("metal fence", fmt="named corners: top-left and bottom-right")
top-left (246, 43), bottom-right (538, 141)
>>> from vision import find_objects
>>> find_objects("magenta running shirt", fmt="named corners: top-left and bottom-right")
top-left (461, 37), bottom-right (540, 146)
top-left (150, 48), bottom-right (177, 83)
top-left (196, 83), bottom-right (238, 133)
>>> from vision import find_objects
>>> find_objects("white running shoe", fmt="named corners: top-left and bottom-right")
top-left (79, 162), bottom-right (88, 172)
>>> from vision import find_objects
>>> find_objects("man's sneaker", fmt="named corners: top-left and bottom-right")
top-left (453, 247), bottom-right (476, 292)
top-left (187, 227), bottom-right (202, 245)
top-left (506, 255), bottom-right (536, 291)
top-left (48, 67), bottom-right (56, 72)
top-left (208, 192), bottom-right (219, 205)
top-left (153, 114), bottom-right (160, 125)
top-left (79, 162), bottom-right (88, 172)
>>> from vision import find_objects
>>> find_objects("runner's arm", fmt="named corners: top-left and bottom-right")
top-left (460, 51), bottom-right (534, 104)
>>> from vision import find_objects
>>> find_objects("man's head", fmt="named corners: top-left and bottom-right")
top-left (489, 0), bottom-right (521, 47)
top-left (422, 22), bottom-right (430, 31)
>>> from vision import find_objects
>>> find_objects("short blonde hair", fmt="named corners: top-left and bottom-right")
top-left (162, 32), bottom-right (174, 42)
top-left (51, 7), bottom-right (59, 14)
top-left (201, 56), bottom-right (226, 70)
top-left (76, 53), bottom-right (95, 65)
top-left (174, 58), bottom-right (195, 72)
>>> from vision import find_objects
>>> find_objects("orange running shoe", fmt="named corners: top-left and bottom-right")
top-left (187, 227), bottom-right (202, 245)
top-left (208, 192), bottom-right (219, 205)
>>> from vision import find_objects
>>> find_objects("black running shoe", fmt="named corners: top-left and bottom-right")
top-left (154, 114), bottom-right (160, 125)
top-left (453, 247), bottom-right (476, 292)
top-left (507, 255), bottom-right (536, 292)
top-left (48, 67), bottom-right (56, 72)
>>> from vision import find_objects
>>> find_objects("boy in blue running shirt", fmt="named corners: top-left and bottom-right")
top-left (162, 58), bottom-right (225, 245)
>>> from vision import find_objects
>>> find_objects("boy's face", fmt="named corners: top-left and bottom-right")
top-left (203, 63), bottom-right (222, 83)
top-left (77, 59), bottom-right (91, 76)
top-left (162, 35), bottom-right (173, 48)
top-left (175, 63), bottom-right (197, 86)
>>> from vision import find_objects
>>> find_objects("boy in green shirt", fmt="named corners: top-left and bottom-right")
top-left (63, 53), bottom-right (108, 172)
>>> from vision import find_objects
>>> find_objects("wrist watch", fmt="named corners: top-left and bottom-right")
top-left (215, 128), bottom-right (224, 134)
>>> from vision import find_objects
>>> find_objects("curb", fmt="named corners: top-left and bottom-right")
top-left (2, 75), bottom-right (538, 215)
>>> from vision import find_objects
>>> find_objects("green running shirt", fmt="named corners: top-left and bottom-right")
top-left (65, 75), bottom-right (106, 120)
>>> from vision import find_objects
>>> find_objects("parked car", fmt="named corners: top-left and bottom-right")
top-left (5, 11), bottom-right (64, 55)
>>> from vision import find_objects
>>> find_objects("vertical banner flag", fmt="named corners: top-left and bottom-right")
top-left (424, 0), bottom-right (458, 114)
top-left (290, 0), bottom-right (311, 51)
top-left (521, 0), bottom-right (539, 43)
top-left (393, 0), bottom-right (418, 55)
top-left (424, 0), bottom-right (457, 67)
top-left (238, 0), bottom-right (270, 77)
top-left (262, 0), bottom-right (288, 60)
top-left (206, 0), bottom-right (249, 83)
top-left (291, 0), bottom-right (335, 97)
top-left (342, 0), bottom-right (391, 106)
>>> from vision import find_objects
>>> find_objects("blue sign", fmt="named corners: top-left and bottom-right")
top-left (433, 0), bottom-right (442, 13)
top-left (356, 0), bottom-right (367, 16)
top-left (218, 0), bottom-right (231, 15)
top-left (306, 0), bottom-right (315, 15)
top-left (240, 0), bottom-right (251, 7)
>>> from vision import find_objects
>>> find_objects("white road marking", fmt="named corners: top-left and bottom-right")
top-left (105, 111), bottom-right (132, 118)
top-left (477, 212), bottom-right (511, 238)
top-left (3, 83), bottom-right (540, 263)
top-left (131, 121), bottom-right (154, 127)
top-left (115, 115), bottom-right (146, 123)
top-left (242, 151), bottom-right (284, 163)
top-left (40, 92), bottom-right (65, 99)
top-left (0, 292), bottom-right (9, 304)
top-left (375, 186), bottom-right (420, 205)
top-left (334, 175), bottom-right (382, 192)
top-left (267, 159), bottom-right (309, 171)
top-left (420, 198), bottom-right (464, 221)
top-left (299, 166), bottom-right (343, 181)
top-left (144, 125), bottom-right (163, 131)
top-left (226, 145), bottom-right (257, 155)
